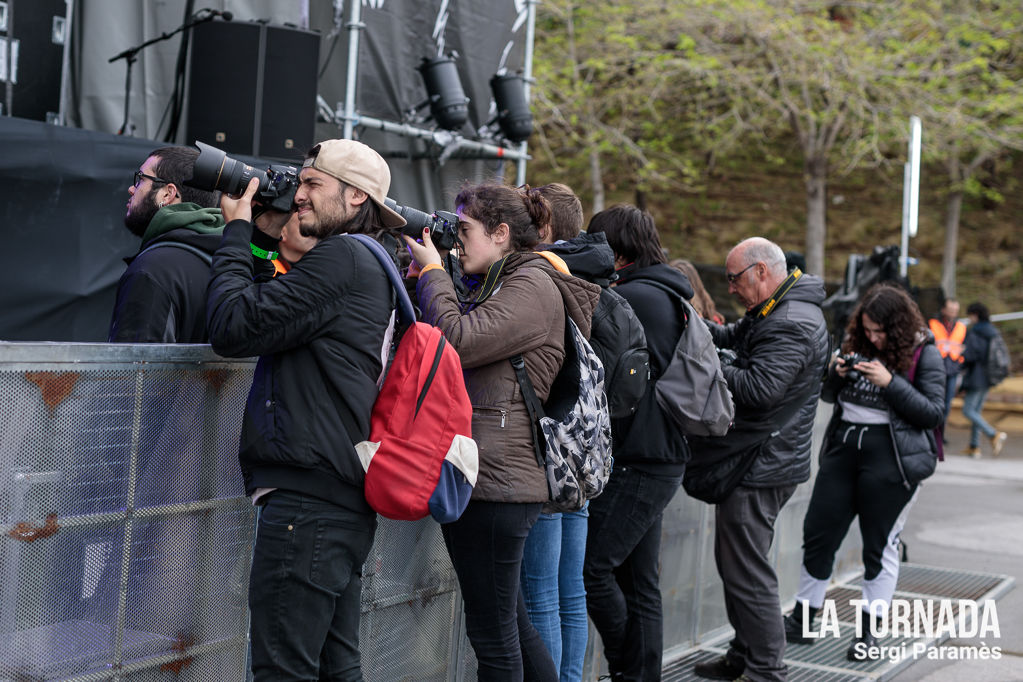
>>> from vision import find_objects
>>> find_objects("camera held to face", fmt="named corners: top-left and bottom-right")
top-left (186, 141), bottom-right (300, 214)
top-left (838, 353), bottom-right (868, 382)
top-left (386, 199), bottom-right (459, 252)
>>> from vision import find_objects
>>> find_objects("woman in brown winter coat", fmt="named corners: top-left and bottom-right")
top-left (405, 182), bottom-right (599, 680)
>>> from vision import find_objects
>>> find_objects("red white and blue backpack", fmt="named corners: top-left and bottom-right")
top-left (348, 234), bottom-right (478, 523)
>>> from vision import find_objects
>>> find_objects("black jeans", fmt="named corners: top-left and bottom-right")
top-left (248, 489), bottom-right (377, 681)
top-left (800, 422), bottom-right (918, 608)
top-left (716, 485), bottom-right (796, 682)
top-left (443, 500), bottom-right (558, 681)
top-left (583, 465), bottom-right (683, 682)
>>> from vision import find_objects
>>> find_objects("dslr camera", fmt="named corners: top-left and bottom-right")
top-left (838, 353), bottom-right (868, 382)
top-left (187, 141), bottom-right (299, 213)
top-left (187, 141), bottom-right (461, 251)
top-left (387, 200), bottom-right (460, 252)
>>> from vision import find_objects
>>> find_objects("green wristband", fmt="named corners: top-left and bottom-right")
top-left (250, 244), bottom-right (279, 260)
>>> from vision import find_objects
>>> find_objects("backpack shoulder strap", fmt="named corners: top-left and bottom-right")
top-left (346, 233), bottom-right (416, 326)
top-left (623, 277), bottom-right (692, 328)
top-left (136, 240), bottom-right (213, 265)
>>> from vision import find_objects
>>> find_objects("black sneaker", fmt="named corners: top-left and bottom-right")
top-left (693, 655), bottom-right (744, 680)
top-left (847, 630), bottom-right (879, 661)
top-left (783, 604), bottom-right (819, 645)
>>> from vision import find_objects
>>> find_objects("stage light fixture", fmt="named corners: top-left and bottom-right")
top-left (417, 55), bottom-right (469, 131)
top-left (490, 73), bottom-right (533, 143)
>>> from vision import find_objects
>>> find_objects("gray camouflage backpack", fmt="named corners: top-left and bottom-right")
top-left (511, 315), bottom-right (613, 513)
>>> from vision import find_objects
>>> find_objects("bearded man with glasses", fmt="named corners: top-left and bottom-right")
top-left (108, 146), bottom-right (226, 342)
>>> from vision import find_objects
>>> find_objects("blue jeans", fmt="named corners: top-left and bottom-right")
top-left (583, 466), bottom-right (683, 681)
top-left (520, 506), bottom-right (589, 682)
top-left (962, 387), bottom-right (996, 446)
top-left (443, 500), bottom-right (558, 681)
top-left (248, 489), bottom-right (377, 681)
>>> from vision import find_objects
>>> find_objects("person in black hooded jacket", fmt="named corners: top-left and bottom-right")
top-left (207, 139), bottom-right (407, 681)
top-left (692, 237), bottom-right (829, 682)
top-left (109, 146), bottom-right (225, 342)
top-left (783, 283), bottom-right (944, 663)
top-left (583, 204), bottom-right (693, 682)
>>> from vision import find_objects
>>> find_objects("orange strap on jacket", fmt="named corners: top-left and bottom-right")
top-left (928, 318), bottom-right (966, 362)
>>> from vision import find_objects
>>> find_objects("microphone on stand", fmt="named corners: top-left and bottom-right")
top-left (207, 9), bottom-right (234, 21)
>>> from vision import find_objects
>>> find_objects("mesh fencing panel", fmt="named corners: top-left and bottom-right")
top-left (0, 346), bottom-right (254, 681)
top-left (0, 344), bottom-right (841, 681)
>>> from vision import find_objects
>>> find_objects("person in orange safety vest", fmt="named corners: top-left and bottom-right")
top-left (928, 297), bottom-right (966, 424)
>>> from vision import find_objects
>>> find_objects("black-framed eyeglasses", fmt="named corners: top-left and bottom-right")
top-left (726, 262), bottom-right (758, 284)
top-left (133, 170), bottom-right (169, 188)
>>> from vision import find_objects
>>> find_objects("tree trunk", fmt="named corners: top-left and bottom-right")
top-left (589, 148), bottom-right (605, 214)
top-left (942, 190), bottom-right (963, 297)
top-left (804, 155), bottom-right (828, 276)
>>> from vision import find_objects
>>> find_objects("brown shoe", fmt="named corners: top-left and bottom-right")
top-left (991, 432), bottom-right (1007, 457)
top-left (962, 446), bottom-right (981, 458)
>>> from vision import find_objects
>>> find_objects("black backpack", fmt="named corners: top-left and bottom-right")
top-left (588, 287), bottom-right (650, 418)
top-left (986, 330), bottom-right (1011, 387)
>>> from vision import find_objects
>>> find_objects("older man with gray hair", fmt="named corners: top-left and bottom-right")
top-left (691, 237), bottom-right (829, 682)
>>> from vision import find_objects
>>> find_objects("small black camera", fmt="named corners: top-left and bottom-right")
top-left (386, 199), bottom-right (459, 252)
top-left (187, 141), bottom-right (299, 213)
top-left (838, 353), bottom-right (868, 382)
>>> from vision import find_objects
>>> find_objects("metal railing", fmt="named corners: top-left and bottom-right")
top-left (0, 343), bottom-right (856, 681)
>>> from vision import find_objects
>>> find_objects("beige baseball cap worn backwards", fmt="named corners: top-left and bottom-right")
top-left (304, 139), bottom-right (407, 228)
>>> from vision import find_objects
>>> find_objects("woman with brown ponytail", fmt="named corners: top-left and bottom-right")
top-left (405, 182), bottom-right (600, 680)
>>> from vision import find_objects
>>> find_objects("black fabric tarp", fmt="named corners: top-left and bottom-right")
top-left (0, 116), bottom-right (281, 342)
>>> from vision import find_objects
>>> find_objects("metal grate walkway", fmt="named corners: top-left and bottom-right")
top-left (662, 563), bottom-right (1015, 681)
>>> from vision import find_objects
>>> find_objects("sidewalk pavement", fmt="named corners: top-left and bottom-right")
top-left (890, 421), bottom-right (1023, 681)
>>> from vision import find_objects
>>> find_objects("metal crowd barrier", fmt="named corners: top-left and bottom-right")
top-left (0, 343), bottom-right (856, 681)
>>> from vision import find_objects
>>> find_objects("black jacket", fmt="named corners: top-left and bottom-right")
top-left (608, 262), bottom-right (694, 471)
top-left (961, 320), bottom-right (997, 391)
top-left (108, 227), bottom-right (222, 342)
top-left (206, 220), bottom-right (394, 512)
top-left (705, 272), bottom-right (829, 487)
top-left (821, 337), bottom-right (944, 486)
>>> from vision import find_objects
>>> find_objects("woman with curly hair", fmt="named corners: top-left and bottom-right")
top-left (782, 283), bottom-right (944, 661)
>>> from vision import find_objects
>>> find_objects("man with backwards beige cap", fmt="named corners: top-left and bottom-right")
top-left (206, 139), bottom-right (406, 681)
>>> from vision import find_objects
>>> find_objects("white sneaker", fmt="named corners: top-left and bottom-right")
top-left (991, 432), bottom-right (1007, 457)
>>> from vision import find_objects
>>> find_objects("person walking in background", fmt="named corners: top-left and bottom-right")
top-left (960, 302), bottom-right (1008, 458)
top-left (783, 283), bottom-right (944, 661)
top-left (669, 258), bottom-right (725, 324)
top-left (928, 297), bottom-right (966, 427)
top-left (405, 182), bottom-right (599, 680)
top-left (584, 204), bottom-right (693, 682)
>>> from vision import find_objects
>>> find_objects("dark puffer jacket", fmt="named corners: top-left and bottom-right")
top-left (706, 273), bottom-right (830, 488)
top-left (416, 252), bottom-right (600, 503)
top-left (961, 320), bottom-right (998, 391)
top-left (821, 336), bottom-right (945, 486)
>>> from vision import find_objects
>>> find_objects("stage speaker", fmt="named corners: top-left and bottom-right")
top-left (0, 0), bottom-right (71, 123)
top-left (186, 20), bottom-right (319, 161)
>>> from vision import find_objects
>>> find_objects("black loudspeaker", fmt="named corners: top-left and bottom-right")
top-left (186, 20), bottom-right (318, 160)
top-left (0, 0), bottom-right (71, 123)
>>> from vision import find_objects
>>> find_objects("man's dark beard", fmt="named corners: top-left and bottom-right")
top-left (124, 189), bottom-right (161, 238)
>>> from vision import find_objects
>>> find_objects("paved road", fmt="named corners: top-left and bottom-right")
top-left (891, 423), bottom-right (1023, 682)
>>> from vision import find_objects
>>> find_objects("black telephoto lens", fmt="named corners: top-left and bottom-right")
top-left (190, 141), bottom-right (267, 196)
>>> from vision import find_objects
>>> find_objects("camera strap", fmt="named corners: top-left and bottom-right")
top-left (757, 267), bottom-right (802, 319)
top-left (466, 256), bottom-right (510, 310)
